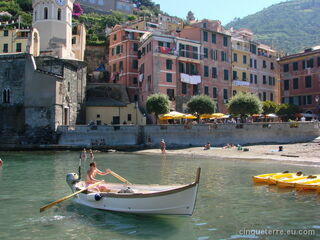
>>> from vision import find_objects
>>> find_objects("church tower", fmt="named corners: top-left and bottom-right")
top-left (32, 0), bottom-right (75, 59)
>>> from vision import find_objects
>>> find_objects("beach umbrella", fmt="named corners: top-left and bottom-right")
top-left (210, 113), bottom-right (226, 118)
top-left (183, 114), bottom-right (197, 119)
top-left (266, 113), bottom-right (278, 118)
top-left (200, 114), bottom-right (213, 119)
top-left (159, 111), bottom-right (185, 120)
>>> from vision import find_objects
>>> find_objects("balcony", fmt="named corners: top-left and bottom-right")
top-left (232, 44), bottom-right (250, 52)
top-left (178, 49), bottom-right (202, 60)
top-left (154, 46), bottom-right (176, 56)
top-left (232, 80), bottom-right (250, 86)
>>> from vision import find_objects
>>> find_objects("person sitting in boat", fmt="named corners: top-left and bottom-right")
top-left (86, 162), bottom-right (111, 192)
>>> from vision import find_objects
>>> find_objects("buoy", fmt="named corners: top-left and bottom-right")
top-left (87, 193), bottom-right (103, 201)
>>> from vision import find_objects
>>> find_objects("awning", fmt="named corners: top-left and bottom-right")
top-left (180, 73), bottom-right (201, 85)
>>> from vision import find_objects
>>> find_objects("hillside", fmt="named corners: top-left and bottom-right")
top-left (226, 0), bottom-right (320, 54)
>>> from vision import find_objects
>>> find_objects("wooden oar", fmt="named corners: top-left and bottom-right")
top-left (40, 181), bottom-right (103, 212)
top-left (109, 170), bottom-right (132, 185)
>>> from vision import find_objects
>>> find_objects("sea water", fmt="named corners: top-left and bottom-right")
top-left (0, 151), bottom-right (319, 240)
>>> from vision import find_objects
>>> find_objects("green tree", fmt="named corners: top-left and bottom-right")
top-left (228, 92), bottom-right (262, 116)
top-left (276, 103), bottom-right (300, 121)
top-left (146, 93), bottom-right (170, 123)
top-left (187, 95), bottom-right (216, 115)
top-left (262, 101), bottom-right (278, 114)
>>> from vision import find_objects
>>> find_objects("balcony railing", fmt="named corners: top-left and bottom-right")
top-left (154, 46), bottom-right (202, 60)
top-left (232, 44), bottom-right (250, 52)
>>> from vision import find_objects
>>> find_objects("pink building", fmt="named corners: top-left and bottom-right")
top-left (279, 47), bottom-right (320, 118)
top-left (138, 33), bottom-right (202, 112)
top-left (108, 25), bottom-right (146, 102)
top-left (180, 19), bottom-right (232, 113)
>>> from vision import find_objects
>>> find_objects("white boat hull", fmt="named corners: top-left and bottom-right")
top-left (69, 168), bottom-right (201, 215)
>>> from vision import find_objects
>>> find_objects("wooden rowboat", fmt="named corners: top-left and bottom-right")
top-left (66, 168), bottom-right (201, 215)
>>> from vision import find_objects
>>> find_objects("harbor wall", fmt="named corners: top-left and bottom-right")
top-left (57, 122), bottom-right (320, 148)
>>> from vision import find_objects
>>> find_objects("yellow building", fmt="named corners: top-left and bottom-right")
top-left (86, 84), bottom-right (146, 125)
top-left (0, 27), bottom-right (30, 54)
top-left (231, 37), bottom-right (251, 95)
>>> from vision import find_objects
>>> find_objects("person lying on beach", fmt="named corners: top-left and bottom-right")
top-left (223, 143), bottom-right (235, 149)
top-left (203, 143), bottom-right (211, 150)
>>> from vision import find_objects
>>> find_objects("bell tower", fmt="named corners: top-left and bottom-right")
top-left (32, 0), bottom-right (75, 59)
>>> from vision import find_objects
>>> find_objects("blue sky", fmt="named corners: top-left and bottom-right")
top-left (153, 0), bottom-right (285, 25)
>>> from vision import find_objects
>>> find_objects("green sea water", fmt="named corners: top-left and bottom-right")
top-left (0, 151), bottom-right (319, 240)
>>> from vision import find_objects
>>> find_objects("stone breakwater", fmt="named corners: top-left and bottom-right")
top-left (57, 122), bottom-right (320, 148)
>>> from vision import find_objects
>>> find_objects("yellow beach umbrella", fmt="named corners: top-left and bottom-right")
top-left (183, 114), bottom-right (197, 119)
top-left (210, 113), bottom-right (226, 118)
top-left (159, 111), bottom-right (185, 120)
top-left (200, 114), bottom-right (213, 119)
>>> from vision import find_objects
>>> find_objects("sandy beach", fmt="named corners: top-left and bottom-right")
top-left (136, 137), bottom-right (320, 165)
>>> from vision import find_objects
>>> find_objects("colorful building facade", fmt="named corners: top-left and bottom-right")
top-left (279, 46), bottom-right (320, 117)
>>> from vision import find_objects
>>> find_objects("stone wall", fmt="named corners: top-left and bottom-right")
top-left (85, 45), bottom-right (108, 75)
top-left (57, 122), bottom-right (320, 147)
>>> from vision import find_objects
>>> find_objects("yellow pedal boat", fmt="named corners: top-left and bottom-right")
top-left (276, 175), bottom-right (320, 188)
top-left (252, 172), bottom-right (290, 184)
top-left (268, 172), bottom-right (303, 185)
top-left (295, 178), bottom-right (320, 191)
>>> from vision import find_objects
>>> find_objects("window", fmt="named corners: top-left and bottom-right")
top-left (179, 62), bottom-right (184, 73)
top-left (204, 48), bottom-right (208, 58)
top-left (221, 51), bottom-right (227, 62)
top-left (284, 80), bottom-right (289, 90)
top-left (167, 89), bottom-right (175, 100)
top-left (283, 64), bottom-right (289, 72)
top-left (203, 31), bottom-right (208, 42)
top-left (223, 36), bottom-right (228, 47)
top-left (133, 43), bottom-right (138, 51)
top-left (212, 67), bottom-right (217, 78)
top-left (166, 73), bottom-right (172, 82)
top-left (213, 87), bottom-right (217, 98)
top-left (211, 49), bottom-right (218, 60)
top-left (254, 59), bottom-right (257, 68)
top-left (293, 62), bottom-right (298, 71)
top-left (193, 85), bottom-right (198, 95)
top-left (263, 92), bottom-right (267, 101)
top-left (203, 22), bottom-right (207, 28)
top-left (293, 78), bottom-right (299, 89)
top-left (307, 95), bottom-right (312, 105)
top-left (72, 37), bottom-right (76, 44)
top-left (97, 114), bottom-right (100, 118)
top-left (3, 43), bottom-right (8, 53)
top-left (204, 86), bottom-right (209, 95)
top-left (133, 77), bottom-right (137, 84)
top-left (166, 59), bottom-right (172, 70)
top-left (4, 30), bottom-right (8, 37)
top-left (223, 89), bottom-right (228, 99)
top-left (302, 61), bottom-right (306, 69)
top-left (250, 44), bottom-right (257, 54)
top-left (250, 74), bottom-right (253, 83)
top-left (242, 72), bottom-right (246, 81)
top-left (16, 43), bottom-right (22, 52)
top-left (271, 62), bottom-right (274, 70)
top-left (224, 69), bottom-right (229, 80)
top-left (254, 75), bottom-right (257, 84)
top-left (116, 45), bottom-right (121, 54)
top-left (182, 82), bottom-right (187, 94)
top-left (269, 76), bottom-right (272, 85)
top-left (262, 60), bottom-right (266, 68)
top-left (305, 76), bottom-right (312, 88)
top-left (233, 53), bottom-right (238, 62)
top-left (243, 55), bottom-right (247, 64)
top-left (204, 66), bottom-right (209, 77)
top-left (233, 71), bottom-right (237, 80)
top-left (128, 114), bottom-right (132, 121)
top-left (119, 61), bottom-right (123, 72)
top-left (263, 75), bottom-right (266, 84)
top-left (132, 60), bottom-right (138, 69)
top-left (158, 41), bottom-right (163, 47)
top-left (44, 7), bottom-right (48, 19)
top-left (270, 93), bottom-right (274, 101)
top-left (211, 33), bottom-right (216, 44)
top-left (2, 89), bottom-right (10, 103)
top-left (57, 9), bottom-right (61, 20)
top-left (147, 75), bottom-right (152, 91)
top-left (307, 58), bottom-right (314, 68)
top-left (250, 58), bottom-right (253, 68)
top-left (113, 33), bottom-right (117, 41)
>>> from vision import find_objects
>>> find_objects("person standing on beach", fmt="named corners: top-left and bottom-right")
top-left (160, 139), bottom-right (166, 154)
